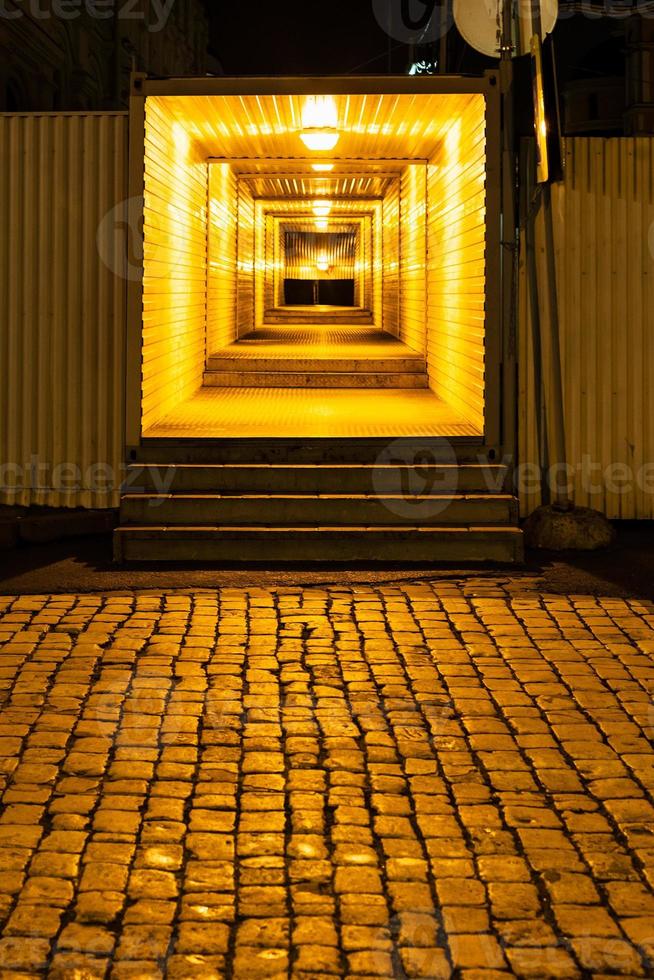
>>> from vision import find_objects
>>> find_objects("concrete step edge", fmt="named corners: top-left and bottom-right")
top-left (202, 373), bottom-right (430, 387)
top-left (115, 525), bottom-right (524, 536)
top-left (127, 463), bottom-right (507, 471)
top-left (120, 492), bottom-right (516, 501)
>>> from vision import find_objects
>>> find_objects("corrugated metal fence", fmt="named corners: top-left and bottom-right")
top-left (519, 137), bottom-right (654, 519)
top-left (0, 112), bottom-right (128, 509)
top-left (1, 121), bottom-right (653, 519)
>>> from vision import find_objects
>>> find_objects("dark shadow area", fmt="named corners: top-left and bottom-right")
top-left (283, 280), bottom-right (355, 306)
top-left (318, 279), bottom-right (355, 306)
top-left (0, 522), bottom-right (652, 597)
top-left (283, 279), bottom-right (315, 305)
top-left (0, 535), bottom-right (524, 593)
top-left (525, 521), bottom-right (654, 601)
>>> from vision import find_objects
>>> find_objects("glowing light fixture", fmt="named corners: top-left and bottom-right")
top-left (316, 254), bottom-right (330, 273)
top-left (300, 96), bottom-right (340, 151)
top-left (315, 218), bottom-right (329, 231)
top-left (312, 201), bottom-right (332, 218)
top-left (312, 163), bottom-right (334, 172)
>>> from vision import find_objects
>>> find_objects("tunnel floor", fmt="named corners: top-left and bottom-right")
top-left (144, 324), bottom-right (480, 440)
top-left (143, 388), bottom-right (479, 440)
top-left (207, 325), bottom-right (425, 362)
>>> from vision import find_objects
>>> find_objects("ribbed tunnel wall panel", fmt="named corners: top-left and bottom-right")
top-left (427, 95), bottom-right (486, 432)
top-left (382, 179), bottom-right (400, 336)
top-left (373, 207), bottom-right (383, 327)
top-left (237, 181), bottom-right (255, 334)
top-left (362, 213), bottom-right (378, 317)
top-left (283, 231), bottom-right (357, 279)
top-left (0, 112), bottom-right (127, 509)
top-left (400, 164), bottom-right (427, 353)
top-left (257, 207), bottom-right (275, 317)
top-left (142, 98), bottom-right (208, 432)
top-left (354, 227), bottom-right (362, 308)
top-left (207, 163), bottom-right (237, 355)
top-left (519, 137), bottom-right (654, 518)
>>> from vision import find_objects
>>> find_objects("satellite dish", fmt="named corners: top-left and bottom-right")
top-left (453, 0), bottom-right (558, 59)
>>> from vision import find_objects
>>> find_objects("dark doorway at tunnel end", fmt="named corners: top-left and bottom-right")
top-left (284, 278), bottom-right (356, 306)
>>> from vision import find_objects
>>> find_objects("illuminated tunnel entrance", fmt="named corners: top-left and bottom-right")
top-left (129, 75), bottom-right (503, 443)
top-left (116, 75), bottom-right (523, 563)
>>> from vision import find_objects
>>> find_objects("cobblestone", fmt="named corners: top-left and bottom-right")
top-left (0, 582), bottom-right (652, 976)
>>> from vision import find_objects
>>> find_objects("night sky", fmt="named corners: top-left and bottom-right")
top-left (209, 0), bottom-right (408, 76)
top-left (207, 1), bottom-right (622, 88)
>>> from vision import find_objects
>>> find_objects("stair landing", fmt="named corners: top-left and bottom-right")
top-left (204, 325), bottom-right (429, 389)
top-left (207, 324), bottom-right (421, 360)
top-left (143, 388), bottom-right (480, 439)
top-left (124, 323), bottom-right (516, 563)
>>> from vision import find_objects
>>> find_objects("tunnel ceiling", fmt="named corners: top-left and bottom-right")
top-left (254, 198), bottom-right (382, 215)
top-left (236, 174), bottom-right (395, 200)
top-left (156, 93), bottom-right (482, 162)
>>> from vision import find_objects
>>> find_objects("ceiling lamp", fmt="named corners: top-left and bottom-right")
top-left (315, 219), bottom-right (329, 231)
top-left (316, 255), bottom-right (330, 273)
top-left (312, 163), bottom-right (334, 172)
top-left (300, 96), bottom-right (340, 152)
top-left (312, 201), bottom-right (332, 218)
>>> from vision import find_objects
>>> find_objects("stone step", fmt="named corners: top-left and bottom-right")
top-left (120, 493), bottom-right (517, 527)
top-left (202, 370), bottom-right (429, 388)
top-left (114, 525), bottom-right (524, 564)
top-left (264, 309), bottom-right (374, 323)
top-left (132, 440), bottom-right (490, 465)
top-left (205, 355), bottom-right (426, 374)
top-left (125, 463), bottom-right (509, 495)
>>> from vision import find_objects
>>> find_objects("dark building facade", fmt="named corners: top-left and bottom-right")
top-left (0, 0), bottom-right (215, 111)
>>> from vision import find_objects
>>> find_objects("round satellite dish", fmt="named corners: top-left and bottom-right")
top-left (453, 0), bottom-right (502, 59)
top-left (453, 0), bottom-right (558, 58)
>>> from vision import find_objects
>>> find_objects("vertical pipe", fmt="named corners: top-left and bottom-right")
top-left (439, 0), bottom-right (448, 73)
top-left (531, 7), bottom-right (570, 510)
top-left (500, 1), bottom-right (518, 455)
top-left (540, 180), bottom-right (569, 508)
top-left (523, 143), bottom-right (550, 504)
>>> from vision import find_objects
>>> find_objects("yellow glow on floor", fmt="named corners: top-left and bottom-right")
top-left (209, 325), bottom-right (421, 361)
top-left (143, 387), bottom-right (480, 439)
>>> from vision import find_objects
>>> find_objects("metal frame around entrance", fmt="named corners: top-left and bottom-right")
top-left (125, 72), bottom-right (509, 466)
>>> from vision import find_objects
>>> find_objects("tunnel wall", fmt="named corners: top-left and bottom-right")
top-left (399, 165), bottom-right (428, 354)
top-left (259, 209), bottom-right (275, 320)
top-left (426, 95), bottom-right (486, 432)
top-left (372, 208), bottom-right (383, 327)
top-left (362, 214), bottom-right (378, 317)
top-left (207, 163), bottom-right (238, 355)
top-left (283, 230), bottom-right (358, 279)
top-left (142, 98), bottom-right (208, 433)
top-left (382, 180), bottom-right (400, 336)
top-left (237, 181), bottom-right (256, 335)
top-left (354, 227), bottom-right (362, 307)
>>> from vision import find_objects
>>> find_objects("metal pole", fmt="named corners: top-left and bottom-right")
top-left (500, 0), bottom-right (518, 466)
top-left (439, 0), bottom-right (448, 73)
top-left (531, 5), bottom-right (570, 510)
top-left (523, 144), bottom-right (550, 504)
top-left (540, 181), bottom-right (569, 508)
top-left (388, 0), bottom-right (393, 72)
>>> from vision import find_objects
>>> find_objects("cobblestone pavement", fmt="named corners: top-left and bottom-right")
top-left (0, 581), bottom-right (653, 978)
